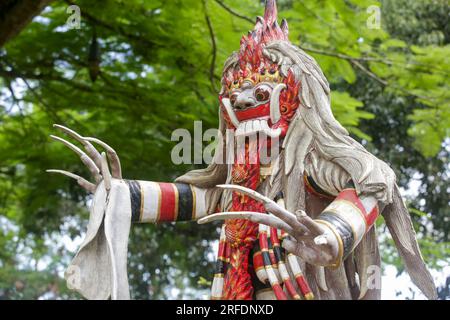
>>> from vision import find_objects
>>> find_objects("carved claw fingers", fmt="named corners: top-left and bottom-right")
top-left (53, 124), bottom-right (122, 179)
top-left (211, 184), bottom-right (338, 266)
top-left (50, 135), bottom-right (102, 183)
top-left (197, 211), bottom-right (295, 234)
top-left (47, 124), bottom-right (123, 194)
top-left (46, 169), bottom-right (96, 193)
top-left (101, 152), bottom-right (111, 191)
top-left (84, 137), bottom-right (122, 179)
top-left (295, 209), bottom-right (325, 236)
top-left (217, 184), bottom-right (273, 204)
top-left (54, 124), bottom-right (102, 169)
top-left (217, 184), bottom-right (308, 234)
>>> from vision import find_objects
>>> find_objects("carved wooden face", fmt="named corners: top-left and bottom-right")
top-left (230, 81), bottom-right (273, 120)
top-left (218, 0), bottom-right (298, 138)
top-left (220, 67), bottom-right (300, 139)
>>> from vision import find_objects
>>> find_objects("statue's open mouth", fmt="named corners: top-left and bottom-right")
top-left (221, 82), bottom-right (287, 139)
top-left (235, 118), bottom-right (281, 138)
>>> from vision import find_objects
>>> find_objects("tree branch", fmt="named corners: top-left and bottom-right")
top-left (0, 0), bottom-right (53, 47)
top-left (203, 1), bottom-right (219, 94)
top-left (213, 0), bottom-right (254, 24)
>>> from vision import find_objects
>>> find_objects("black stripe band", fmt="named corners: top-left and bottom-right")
top-left (273, 245), bottom-right (283, 263)
top-left (262, 251), bottom-right (272, 266)
top-left (318, 212), bottom-right (354, 258)
top-left (267, 237), bottom-right (281, 264)
top-left (174, 183), bottom-right (193, 221)
top-left (274, 191), bottom-right (284, 203)
top-left (344, 180), bottom-right (355, 188)
top-left (215, 259), bottom-right (227, 274)
top-left (306, 175), bottom-right (334, 198)
top-left (125, 180), bottom-right (142, 223)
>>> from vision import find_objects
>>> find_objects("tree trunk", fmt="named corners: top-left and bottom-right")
top-left (0, 0), bottom-right (53, 47)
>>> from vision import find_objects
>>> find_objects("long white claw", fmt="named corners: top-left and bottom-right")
top-left (198, 212), bottom-right (260, 224)
top-left (46, 169), bottom-right (96, 193)
top-left (216, 184), bottom-right (305, 232)
top-left (84, 137), bottom-right (122, 180)
top-left (50, 135), bottom-right (85, 157)
top-left (101, 152), bottom-right (111, 191)
top-left (197, 211), bottom-right (295, 234)
top-left (50, 134), bottom-right (101, 183)
top-left (216, 184), bottom-right (273, 204)
top-left (54, 124), bottom-right (102, 169)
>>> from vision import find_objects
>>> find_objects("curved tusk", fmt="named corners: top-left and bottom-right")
top-left (270, 83), bottom-right (286, 124)
top-left (221, 98), bottom-right (240, 128)
top-left (260, 120), bottom-right (282, 138)
top-left (263, 127), bottom-right (282, 138)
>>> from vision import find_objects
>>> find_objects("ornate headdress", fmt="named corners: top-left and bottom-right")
top-left (226, 0), bottom-right (290, 91)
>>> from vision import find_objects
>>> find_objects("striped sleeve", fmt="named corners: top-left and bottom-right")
top-left (315, 181), bottom-right (380, 265)
top-left (125, 180), bottom-right (208, 223)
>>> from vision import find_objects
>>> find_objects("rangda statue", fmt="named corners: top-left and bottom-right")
top-left (49, 0), bottom-right (437, 300)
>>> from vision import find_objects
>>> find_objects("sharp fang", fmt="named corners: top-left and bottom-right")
top-left (222, 98), bottom-right (240, 128)
top-left (270, 83), bottom-right (287, 124)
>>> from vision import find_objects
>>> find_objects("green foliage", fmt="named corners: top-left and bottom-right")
top-left (0, 0), bottom-right (448, 299)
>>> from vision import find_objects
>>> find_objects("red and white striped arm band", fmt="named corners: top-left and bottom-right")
top-left (125, 180), bottom-right (208, 223)
top-left (280, 230), bottom-right (314, 300)
top-left (270, 227), bottom-right (302, 300)
top-left (275, 196), bottom-right (315, 300)
top-left (315, 182), bottom-right (380, 266)
top-left (258, 223), bottom-right (287, 300)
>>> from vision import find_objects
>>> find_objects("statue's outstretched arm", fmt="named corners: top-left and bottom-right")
top-left (48, 124), bottom-right (210, 224)
top-left (47, 125), bottom-right (210, 300)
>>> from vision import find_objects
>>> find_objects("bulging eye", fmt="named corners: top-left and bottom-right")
top-left (254, 85), bottom-right (272, 102)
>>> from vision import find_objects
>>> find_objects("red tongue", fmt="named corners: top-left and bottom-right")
top-left (222, 138), bottom-right (265, 300)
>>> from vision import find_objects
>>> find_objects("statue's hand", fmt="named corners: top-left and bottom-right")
top-left (198, 185), bottom-right (340, 267)
top-left (47, 124), bottom-right (123, 194)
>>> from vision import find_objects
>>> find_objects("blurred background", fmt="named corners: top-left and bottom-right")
top-left (0, 0), bottom-right (448, 299)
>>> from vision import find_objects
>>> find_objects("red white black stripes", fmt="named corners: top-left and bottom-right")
top-left (126, 180), bottom-right (207, 223)
top-left (316, 182), bottom-right (380, 264)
